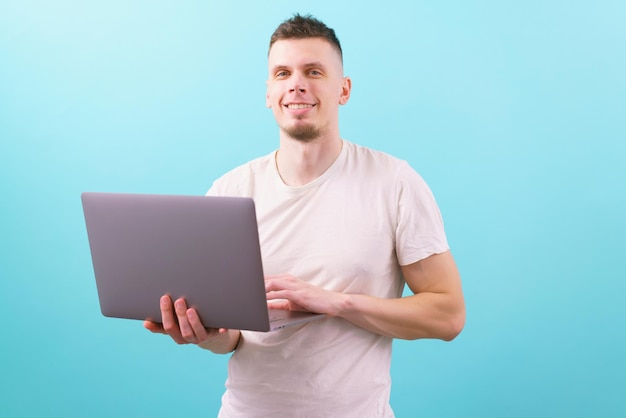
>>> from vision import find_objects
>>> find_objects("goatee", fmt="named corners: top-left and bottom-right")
top-left (283, 123), bottom-right (322, 142)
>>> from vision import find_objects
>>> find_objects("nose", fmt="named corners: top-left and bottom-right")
top-left (288, 74), bottom-right (307, 93)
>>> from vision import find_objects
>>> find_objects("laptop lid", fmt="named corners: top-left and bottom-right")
top-left (81, 192), bottom-right (324, 332)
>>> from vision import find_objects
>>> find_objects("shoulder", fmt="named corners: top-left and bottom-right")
top-left (207, 151), bottom-right (276, 196)
top-left (341, 141), bottom-right (438, 207)
top-left (342, 140), bottom-right (421, 182)
top-left (344, 140), bottom-right (405, 165)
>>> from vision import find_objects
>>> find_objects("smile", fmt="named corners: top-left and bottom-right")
top-left (285, 104), bottom-right (315, 109)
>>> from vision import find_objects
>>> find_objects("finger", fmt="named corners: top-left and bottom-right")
top-left (161, 295), bottom-right (187, 344)
top-left (174, 298), bottom-right (197, 343)
top-left (185, 308), bottom-right (209, 342)
top-left (264, 274), bottom-right (292, 289)
top-left (264, 274), bottom-right (284, 280)
top-left (265, 278), bottom-right (288, 292)
top-left (143, 320), bottom-right (165, 334)
top-left (266, 288), bottom-right (292, 301)
top-left (265, 275), bottom-right (303, 293)
top-left (267, 299), bottom-right (290, 310)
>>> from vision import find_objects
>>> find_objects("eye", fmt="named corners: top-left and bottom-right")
top-left (275, 70), bottom-right (289, 79)
top-left (308, 69), bottom-right (322, 76)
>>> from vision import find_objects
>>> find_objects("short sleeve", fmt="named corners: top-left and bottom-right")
top-left (394, 162), bottom-right (449, 265)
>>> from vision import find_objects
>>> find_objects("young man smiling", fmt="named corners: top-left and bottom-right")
top-left (145, 14), bottom-right (465, 417)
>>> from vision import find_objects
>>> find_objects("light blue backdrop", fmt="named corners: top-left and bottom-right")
top-left (1, 1), bottom-right (624, 417)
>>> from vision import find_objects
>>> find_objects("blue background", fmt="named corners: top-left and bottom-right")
top-left (1, 1), bottom-right (624, 417)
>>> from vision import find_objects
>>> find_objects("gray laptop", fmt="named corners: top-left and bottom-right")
top-left (81, 192), bottom-right (325, 332)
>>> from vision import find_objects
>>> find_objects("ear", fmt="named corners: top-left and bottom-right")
top-left (266, 80), bottom-right (271, 108)
top-left (339, 76), bottom-right (352, 105)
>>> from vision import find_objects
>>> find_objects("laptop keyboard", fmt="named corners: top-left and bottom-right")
top-left (268, 310), bottom-right (289, 322)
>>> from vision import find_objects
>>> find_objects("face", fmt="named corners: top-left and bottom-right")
top-left (266, 38), bottom-right (351, 142)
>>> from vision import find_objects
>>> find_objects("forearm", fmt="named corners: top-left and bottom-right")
top-left (198, 329), bottom-right (241, 354)
top-left (337, 292), bottom-right (465, 341)
top-left (265, 253), bottom-right (465, 340)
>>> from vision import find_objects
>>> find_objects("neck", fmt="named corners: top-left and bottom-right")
top-left (275, 134), bottom-right (343, 187)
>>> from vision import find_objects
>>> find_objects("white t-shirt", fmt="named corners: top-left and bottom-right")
top-left (208, 140), bottom-right (449, 418)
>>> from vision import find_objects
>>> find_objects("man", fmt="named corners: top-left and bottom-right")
top-left (145, 14), bottom-right (465, 417)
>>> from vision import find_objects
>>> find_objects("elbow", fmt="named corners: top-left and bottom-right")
top-left (402, 310), bottom-right (466, 342)
top-left (441, 310), bottom-right (466, 342)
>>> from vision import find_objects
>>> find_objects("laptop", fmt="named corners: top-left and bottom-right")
top-left (81, 192), bottom-right (326, 332)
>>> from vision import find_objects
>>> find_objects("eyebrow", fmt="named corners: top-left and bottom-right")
top-left (270, 61), bottom-right (328, 73)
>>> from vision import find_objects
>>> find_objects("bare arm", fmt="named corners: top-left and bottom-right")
top-left (144, 295), bottom-right (241, 354)
top-left (265, 251), bottom-right (465, 341)
top-left (339, 251), bottom-right (465, 340)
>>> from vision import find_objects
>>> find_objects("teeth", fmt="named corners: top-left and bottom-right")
top-left (287, 104), bottom-right (313, 109)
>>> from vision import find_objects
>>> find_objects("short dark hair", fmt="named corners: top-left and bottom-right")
top-left (269, 14), bottom-right (343, 61)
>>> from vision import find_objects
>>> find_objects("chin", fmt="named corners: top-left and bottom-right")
top-left (283, 124), bottom-right (321, 142)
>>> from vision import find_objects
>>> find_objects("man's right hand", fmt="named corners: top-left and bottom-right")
top-left (144, 295), bottom-right (241, 354)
